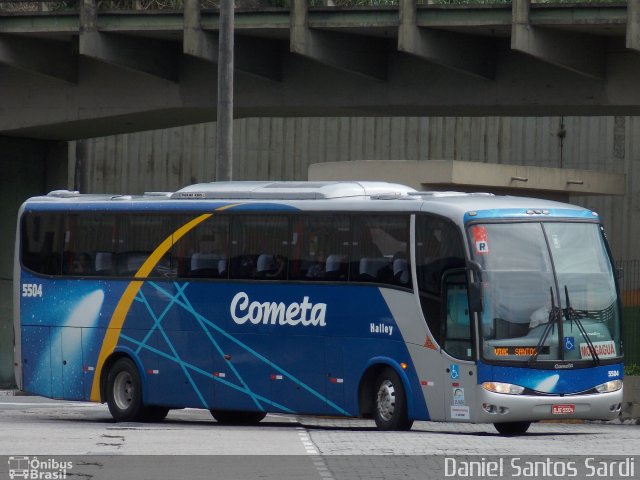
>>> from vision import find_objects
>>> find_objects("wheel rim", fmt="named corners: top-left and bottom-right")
top-left (376, 379), bottom-right (396, 422)
top-left (113, 371), bottom-right (134, 411)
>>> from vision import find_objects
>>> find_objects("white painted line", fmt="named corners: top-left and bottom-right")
top-left (296, 427), bottom-right (334, 480)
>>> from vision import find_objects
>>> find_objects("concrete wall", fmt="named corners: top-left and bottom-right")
top-left (0, 137), bottom-right (68, 388)
top-left (71, 115), bottom-right (636, 262)
top-left (622, 376), bottom-right (640, 421)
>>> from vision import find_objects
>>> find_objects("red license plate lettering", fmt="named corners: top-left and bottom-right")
top-left (552, 404), bottom-right (575, 414)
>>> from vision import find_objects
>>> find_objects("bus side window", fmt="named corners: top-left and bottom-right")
top-left (291, 214), bottom-right (350, 282)
top-left (230, 215), bottom-right (289, 280)
top-left (173, 214), bottom-right (230, 279)
top-left (21, 213), bottom-right (64, 276)
top-left (351, 215), bottom-right (410, 285)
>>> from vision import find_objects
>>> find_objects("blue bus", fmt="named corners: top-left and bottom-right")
top-left (14, 181), bottom-right (624, 434)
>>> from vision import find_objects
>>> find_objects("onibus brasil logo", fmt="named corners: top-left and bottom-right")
top-left (8, 457), bottom-right (72, 480)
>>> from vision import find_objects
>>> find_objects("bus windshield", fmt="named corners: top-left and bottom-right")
top-left (469, 222), bottom-right (621, 365)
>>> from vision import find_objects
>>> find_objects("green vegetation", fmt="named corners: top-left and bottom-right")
top-left (625, 364), bottom-right (640, 376)
top-left (624, 306), bottom-right (640, 367)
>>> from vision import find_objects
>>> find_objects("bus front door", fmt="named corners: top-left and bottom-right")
top-left (441, 272), bottom-right (476, 422)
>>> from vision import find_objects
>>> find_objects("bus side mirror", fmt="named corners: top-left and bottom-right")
top-left (466, 260), bottom-right (483, 314)
top-left (468, 281), bottom-right (483, 314)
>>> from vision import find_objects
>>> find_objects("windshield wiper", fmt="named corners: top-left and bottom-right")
top-left (528, 287), bottom-right (562, 366)
top-left (564, 285), bottom-right (600, 365)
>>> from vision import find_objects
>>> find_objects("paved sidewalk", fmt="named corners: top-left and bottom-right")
top-left (298, 416), bottom-right (640, 456)
top-left (0, 389), bottom-right (27, 396)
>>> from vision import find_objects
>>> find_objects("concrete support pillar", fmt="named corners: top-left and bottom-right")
top-left (0, 137), bottom-right (69, 388)
top-left (79, 0), bottom-right (179, 81)
top-left (0, 34), bottom-right (77, 84)
top-left (184, 0), bottom-right (218, 61)
top-left (398, 0), bottom-right (495, 79)
top-left (628, 0), bottom-right (640, 52)
top-left (183, 0), bottom-right (281, 81)
top-left (290, 0), bottom-right (387, 80)
top-left (216, 0), bottom-right (234, 182)
top-left (511, 0), bottom-right (605, 80)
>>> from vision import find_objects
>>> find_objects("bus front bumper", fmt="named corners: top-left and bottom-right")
top-left (475, 387), bottom-right (623, 424)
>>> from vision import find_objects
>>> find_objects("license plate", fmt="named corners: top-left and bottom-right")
top-left (552, 404), bottom-right (575, 415)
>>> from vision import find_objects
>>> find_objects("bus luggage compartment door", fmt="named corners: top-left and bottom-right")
top-left (50, 326), bottom-right (85, 400)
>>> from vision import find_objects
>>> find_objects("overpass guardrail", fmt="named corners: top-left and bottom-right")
top-left (0, 0), bottom-right (626, 14)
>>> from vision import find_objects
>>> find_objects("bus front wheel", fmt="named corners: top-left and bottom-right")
top-left (373, 367), bottom-right (413, 431)
top-left (494, 421), bottom-right (531, 435)
top-left (142, 406), bottom-right (170, 422)
top-left (106, 357), bottom-right (144, 422)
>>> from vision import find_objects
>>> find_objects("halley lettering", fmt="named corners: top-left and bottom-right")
top-left (230, 292), bottom-right (327, 327)
top-left (370, 323), bottom-right (394, 336)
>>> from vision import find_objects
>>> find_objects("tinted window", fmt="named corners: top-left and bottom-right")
top-left (22, 211), bottom-right (414, 290)
top-left (63, 214), bottom-right (117, 275)
top-left (21, 213), bottom-right (64, 275)
top-left (230, 215), bottom-right (290, 280)
top-left (174, 215), bottom-right (230, 278)
top-left (351, 215), bottom-right (410, 286)
top-left (290, 214), bottom-right (350, 281)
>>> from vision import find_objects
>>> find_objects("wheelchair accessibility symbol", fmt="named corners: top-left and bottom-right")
top-left (450, 364), bottom-right (460, 380)
top-left (564, 336), bottom-right (575, 351)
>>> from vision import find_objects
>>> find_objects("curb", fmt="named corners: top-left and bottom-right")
top-left (0, 390), bottom-right (29, 396)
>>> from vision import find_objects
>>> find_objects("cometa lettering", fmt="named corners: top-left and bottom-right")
top-left (230, 291), bottom-right (327, 327)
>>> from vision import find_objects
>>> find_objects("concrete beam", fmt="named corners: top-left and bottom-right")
top-left (183, 0), bottom-right (281, 81)
top-left (79, 0), bottom-right (179, 82)
top-left (290, 0), bottom-right (387, 81)
top-left (511, 0), bottom-right (605, 80)
top-left (398, 0), bottom-right (495, 80)
top-left (5, 46), bottom-right (640, 140)
top-left (308, 160), bottom-right (626, 197)
top-left (628, 0), bottom-right (640, 52)
top-left (0, 34), bottom-right (77, 84)
top-left (183, 0), bottom-right (216, 60)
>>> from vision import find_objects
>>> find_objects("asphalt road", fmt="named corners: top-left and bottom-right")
top-left (0, 394), bottom-right (638, 480)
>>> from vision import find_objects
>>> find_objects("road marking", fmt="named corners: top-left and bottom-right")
top-left (297, 428), bottom-right (318, 455)
top-left (293, 421), bottom-right (335, 480)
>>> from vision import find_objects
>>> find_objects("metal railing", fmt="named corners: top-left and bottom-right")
top-left (309, 0), bottom-right (623, 4)
top-left (0, 0), bottom-right (627, 14)
top-left (0, 0), bottom-right (289, 13)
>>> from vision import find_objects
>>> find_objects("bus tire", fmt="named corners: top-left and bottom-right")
top-left (373, 367), bottom-right (413, 431)
top-left (106, 357), bottom-right (144, 422)
top-left (210, 410), bottom-right (267, 425)
top-left (142, 406), bottom-right (170, 422)
top-left (494, 421), bottom-right (531, 435)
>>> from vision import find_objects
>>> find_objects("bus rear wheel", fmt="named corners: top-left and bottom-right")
top-left (373, 367), bottom-right (413, 431)
top-left (494, 421), bottom-right (531, 435)
top-left (106, 357), bottom-right (144, 422)
top-left (210, 410), bottom-right (267, 425)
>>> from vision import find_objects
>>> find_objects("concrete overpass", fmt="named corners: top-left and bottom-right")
top-left (1, 0), bottom-right (640, 140)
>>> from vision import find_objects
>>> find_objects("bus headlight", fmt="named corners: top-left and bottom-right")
top-left (595, 380), bottom-right (622, 393)
top-left (482, 382), bottom-right (524, 395)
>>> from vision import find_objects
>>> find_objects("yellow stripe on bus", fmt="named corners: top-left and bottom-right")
top-left (90, 207), bottom-right (235, 402)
